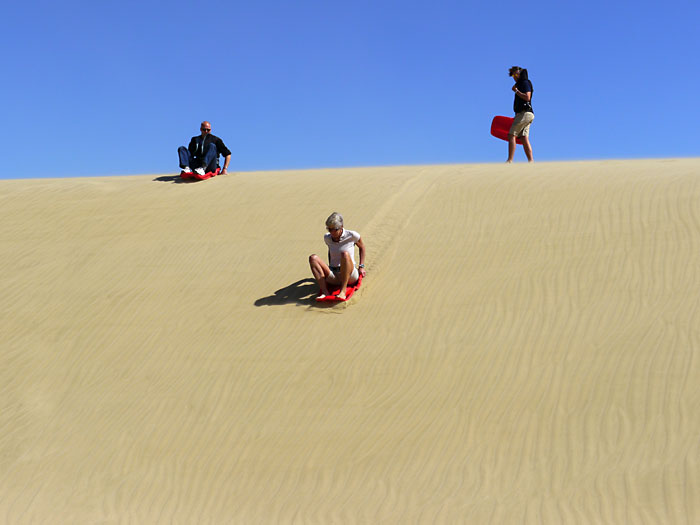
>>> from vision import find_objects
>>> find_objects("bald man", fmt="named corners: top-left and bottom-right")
top-left (178, 121), bottom-right (232, 176)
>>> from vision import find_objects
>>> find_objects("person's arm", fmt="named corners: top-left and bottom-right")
top-left (513, 80), bottom-right (532, 102)
top-left (356, 237), bottom-right (366, 277)
top-left (217, 138), bottom-right (232, 174)
top-left (513, 88), bottom-right (531, 102)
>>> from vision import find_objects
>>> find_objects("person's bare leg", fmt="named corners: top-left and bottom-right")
top-left (337, 252), bottom-right (353, 300)
top-left (507, 135), bottom-right (516, 163)
top-left (522, 136), bottom-right (534, 162)
top-left (309, 254), bottom-right (331, 297)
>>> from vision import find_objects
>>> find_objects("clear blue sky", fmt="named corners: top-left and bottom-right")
top-left (2, 0), bottom-right (698, 179)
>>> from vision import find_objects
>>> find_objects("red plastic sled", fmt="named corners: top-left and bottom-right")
top-left (490, 116), bottom-right (523, 145)
top-left (180, 167), bottom-right (221, 180)
top-left (316, 274), bottom-right (363, 303)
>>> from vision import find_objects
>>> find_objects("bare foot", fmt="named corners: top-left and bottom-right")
top-left (316, 294), bottom-right (327, 301)
top-left (337, 291), bottom-right (347, 300)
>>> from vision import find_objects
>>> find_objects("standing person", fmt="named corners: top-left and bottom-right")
top-left (178, 121), bottom-right (232, 176)
top-left (309, 212), bottom-right (366, 300)
top-left (507, 66), bottom-right (534, 163)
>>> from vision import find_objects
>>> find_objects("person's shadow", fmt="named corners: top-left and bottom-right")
top-left (255, 278), bottom-right (319, 307)
top-left (153, 175), bottom-right (197, 184)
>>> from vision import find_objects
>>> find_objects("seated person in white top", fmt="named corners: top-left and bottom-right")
top-left (308, 212), bottom-right (366, 300)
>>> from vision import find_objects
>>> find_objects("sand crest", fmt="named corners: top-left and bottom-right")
top-left (1, 159), bottom-right (699, 523)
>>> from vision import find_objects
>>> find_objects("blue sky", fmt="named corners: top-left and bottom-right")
top-left (2, 0), bottom-right (698, 179)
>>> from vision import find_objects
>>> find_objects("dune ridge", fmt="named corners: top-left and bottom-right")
top-left (1, 159), bottom-right (699, 523)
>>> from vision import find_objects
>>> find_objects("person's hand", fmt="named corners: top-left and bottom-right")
top-left (512, 85), bottom-right (518, 92)
top-left (359, 267), bottom-right (366, 278)
top-left (221, 168), bottom-right (228, 175)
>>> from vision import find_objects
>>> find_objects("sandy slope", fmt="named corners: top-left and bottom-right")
top-left (1, 159), bottom-right (699, 523)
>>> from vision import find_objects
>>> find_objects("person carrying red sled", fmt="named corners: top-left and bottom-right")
top-left (506, 66), bottom-right (534, 163)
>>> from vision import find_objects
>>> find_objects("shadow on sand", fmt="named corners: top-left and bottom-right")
top-left (153, 175), bottom-right (198, 184)
top-left (255, 278), bottom-right (325, 307)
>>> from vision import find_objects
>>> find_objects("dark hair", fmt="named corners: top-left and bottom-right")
top-left (508, 66), bottom-right (530, 81)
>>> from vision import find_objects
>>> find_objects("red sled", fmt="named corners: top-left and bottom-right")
top-left (316, 274), bottom-right (363, 303)
top-left (490, 116), bottom-right (523, 145)
top-left (180, 167), bottom-right (221, 180)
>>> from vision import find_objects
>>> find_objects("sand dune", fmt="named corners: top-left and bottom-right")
top-left (1, 159), bottom-right (699, 523)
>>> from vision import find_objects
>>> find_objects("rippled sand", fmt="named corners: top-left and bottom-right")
top-left (1, 159), bottom-right (699, 523)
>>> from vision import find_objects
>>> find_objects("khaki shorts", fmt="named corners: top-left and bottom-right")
top-left (509, 111), bottom-right (534, 137)
top-left (326, 267), bottom-right (359, 285)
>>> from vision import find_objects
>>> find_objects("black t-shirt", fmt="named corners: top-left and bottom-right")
top-left (513, 78), bottom-right (534, 114)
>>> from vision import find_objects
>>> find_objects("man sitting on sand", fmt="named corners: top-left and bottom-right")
top-left (178, 121), bottom-right (231, 176)
top-left (309, 212), bottom-right (366, 300)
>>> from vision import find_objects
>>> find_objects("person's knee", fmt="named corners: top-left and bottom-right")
top-left (205, 143), bottom-right (217, 154)
top-left (309, 254), bottom-right (320, 265)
